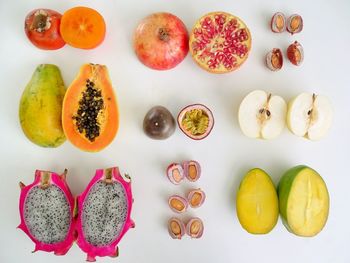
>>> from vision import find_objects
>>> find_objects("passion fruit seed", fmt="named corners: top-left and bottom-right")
top-left (170, 199), bottom-right (185, 211)
top-left (190, 192), bottom-right (202, 207)
top-left (190, 220), bottom-right (201, 235)
top-left (290, 17), bottom-right (300, 31)
top-left (188, 164), bottom-right (197, 180)
top-left (275, 15), bottom-right (284, 31)
top-left (182, 109), bottom-right (209, 135)
top-left (172, 169), bottom-right (182, 183)
top-left (72, 79), bottom-right (104, 142)
top-left (271, 52), bottom-right (281, 68)
top-left (170, 221), bottom-right (181, 235)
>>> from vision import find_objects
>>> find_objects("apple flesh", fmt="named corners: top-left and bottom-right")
top-left (278, 165), bottom-right (329, 237)
top-left (238, 90), bottom-right (287, 139)
top-left (236, 168), bottom-right (279, 234)
top-left (287, 93), bottom-right (333, 140)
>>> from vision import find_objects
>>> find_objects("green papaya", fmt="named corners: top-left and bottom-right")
top-left (19, 64), bottom-right (66, 147)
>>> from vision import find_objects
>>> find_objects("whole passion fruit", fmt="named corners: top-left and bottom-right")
top-left (178, 104), bottom-right (214, 140)
top-left (143, 106), bottom-right (176, 140)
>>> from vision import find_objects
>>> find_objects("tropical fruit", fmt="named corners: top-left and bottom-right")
top-left (62, 64), bottom-right (119, 152)
top-left (18, 170), bottom-right (75, 255)
top-left (236, 168), bottom-right (279, 234)
top-left (278, 165), bottom-right (329, 237)
top-left (19, 167), bottom-right (134, 261)
top-left (19, 64), bottom-right (66, 147)
top-left (76, 167), bottom-right (135, 261)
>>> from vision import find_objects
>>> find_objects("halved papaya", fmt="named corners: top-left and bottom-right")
top-left (62, 64), bottom-right (118, 152)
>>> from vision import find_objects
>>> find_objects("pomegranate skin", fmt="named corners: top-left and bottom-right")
top-left (133, 12), bottom-right (189, 70)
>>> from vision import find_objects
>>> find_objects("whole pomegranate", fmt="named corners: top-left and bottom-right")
top-left (133, 12), bottom-right (189, 70)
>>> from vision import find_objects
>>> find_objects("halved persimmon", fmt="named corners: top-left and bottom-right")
top-left (60, 6), bottom-right (106, 49)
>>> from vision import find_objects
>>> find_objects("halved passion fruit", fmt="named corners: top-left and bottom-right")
top-left (186, 217), bottom-right (204, 238)
top-left (287, 41), bottom-right (304, 66)
top-left (168, 195), bottom-right (188, 213)
top-left (189, 11), bottom-right (252, 73)
top-left (187, 189), bottom-right (206, 208)
top-left (287, 14), bottom-right (303, 35)
top-left (270, 12), bottom-right (286, 33)
top-left (166, 163), bottom-right (184, 185)
top-left (183, 160), bottom-right (201, 182)
top-left (178, 104), bottom-right (214, 140)
top-left (168, 217), bottom-right (185, 239)
top-left (266, 48), bottom-right (283, 71)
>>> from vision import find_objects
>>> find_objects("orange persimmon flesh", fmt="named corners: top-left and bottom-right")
top-left (62, 64), bottom-right (119, 152)
top-left (60, 7), bottom-right (106, 49)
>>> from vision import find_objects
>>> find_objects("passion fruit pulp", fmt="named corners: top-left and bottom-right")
top-left (178, 104), bottom-right (214, 140)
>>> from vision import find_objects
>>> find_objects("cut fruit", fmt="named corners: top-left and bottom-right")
top-left (270, 12), bottom-right (286, 33)
top-left (168, 217), bottom-right (185, 239)
top-left (278, 165), bottom-right (329, 237)
top-left (186, 218), bottom-right (204, 238)
top-left (287, 41), bottom-right (304, 66)
top-left (236, 168), bottom-right (279, 234)
top-left (238, 90), bottom-right (287, 139)
top-left (266, 48), bottom-right (283, 71)
top-left (183, 160), bottom-right (201, 182)
top-left (178, 104), bottom-right (214, 140)
top-left (60, 7), bottom-right (106, 49)
top-left (189, 11), bottom-right (251, 73)
top-left (287, 14), bottom-right (303, 35)
top-left (168, 195), bottom-right (188, 213)
top-left (287, 93), bottom-right (333, 140)
top-left (166, 163), bottom-right (184, 185)
top-left (187, 189), bottom-right (205, 208)
top-left (62, 64), bottom-right (119, 152)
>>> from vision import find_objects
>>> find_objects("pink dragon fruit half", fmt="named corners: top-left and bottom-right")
top-left (18, 169), bottom-right (75, 255)
top-left (76, 167), bottom-right (135, 262)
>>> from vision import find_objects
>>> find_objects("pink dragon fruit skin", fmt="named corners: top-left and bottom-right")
top-left (18, 170), bottom-right (75, 255)
top-left (76, 167), bottom-right (135, 262)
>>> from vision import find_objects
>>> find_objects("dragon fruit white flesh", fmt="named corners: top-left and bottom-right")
top-left (18, 167), bottom-right (135, 261)
top-left (18, 169), bottom-right (75, 255)
top-left (76, 167), bottom-right (135, 262)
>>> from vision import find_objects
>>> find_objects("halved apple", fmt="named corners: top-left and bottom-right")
top-left (236, 168), bottom-right (279, 234)
top-left (238, 90), bottom-right (287, 139)
top-left (278, 165), bottom-right (329, 237)
top-left (287, 93), bottom-right (333, 140)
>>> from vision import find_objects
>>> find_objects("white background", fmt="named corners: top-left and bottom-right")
top-left (0, 0), bottom-right (349, 262)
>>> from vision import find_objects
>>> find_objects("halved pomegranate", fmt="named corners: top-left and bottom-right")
top-left (178, 104), bottom-right (214, 140)
top-left (189, 11), bottom-right (252, 73)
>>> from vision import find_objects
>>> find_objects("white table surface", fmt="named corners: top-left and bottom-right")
top-left (1, 0), bottom-right (349, 262)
